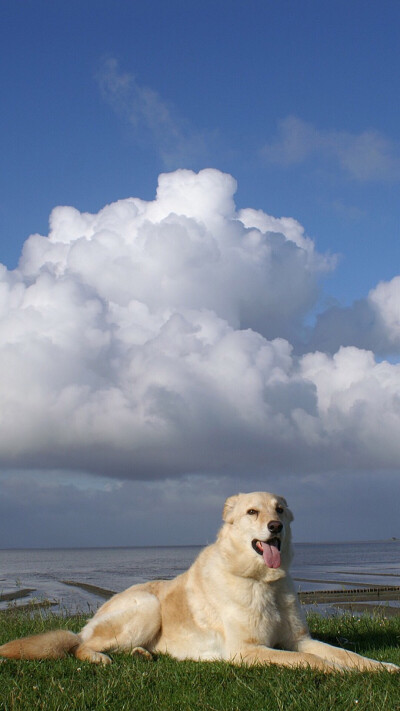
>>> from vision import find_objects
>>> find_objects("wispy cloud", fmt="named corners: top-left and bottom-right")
top-left (97, 57), bottom-right (210, 168)
top-left (331, 199), bottom-right (366, 221)
top-left (262, 116), bottom-right (400, 182)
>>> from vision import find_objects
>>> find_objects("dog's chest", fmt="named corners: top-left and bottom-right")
top-left (244, 584), bottom-right (283, 646)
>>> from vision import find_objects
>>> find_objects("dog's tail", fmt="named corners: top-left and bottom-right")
top-left (0, 630), bottom-right (80, 660)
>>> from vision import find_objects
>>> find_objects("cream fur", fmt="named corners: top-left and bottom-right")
top-left (0, 492), bottom-right (398, 672)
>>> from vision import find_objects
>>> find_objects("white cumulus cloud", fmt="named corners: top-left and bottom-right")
top-left (1, 168), bottom-right (400, 484)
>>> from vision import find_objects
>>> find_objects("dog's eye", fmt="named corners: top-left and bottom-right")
top-left (276, 505), bottom-right (284, 514)
top-left (247, 509), bottom-right (258, 516)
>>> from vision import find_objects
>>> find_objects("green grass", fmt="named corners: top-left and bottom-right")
top-left (0, 609), bottom-right (399, 711)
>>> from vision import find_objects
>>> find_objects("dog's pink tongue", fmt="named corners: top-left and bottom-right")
top-left (261, 542), bottom-right (281, 568)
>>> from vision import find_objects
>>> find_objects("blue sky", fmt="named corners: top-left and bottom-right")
top-left (2, 0), bottom-right (399, 300)
top-left (0, 1), bottom-right (400, 546)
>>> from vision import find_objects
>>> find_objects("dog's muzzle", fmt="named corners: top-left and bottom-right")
top-left (252, 537), bottom-right (281, 555)
top-left (252, 523), bottom-right (282, 569)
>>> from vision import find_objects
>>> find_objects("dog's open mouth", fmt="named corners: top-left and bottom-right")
top-left (252, 537), bottom-right (281, 569)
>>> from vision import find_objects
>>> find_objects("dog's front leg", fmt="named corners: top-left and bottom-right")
top-left (228, 644), bottom-right (343, 672)
top-left (298, 637), bottom-right (399, 673)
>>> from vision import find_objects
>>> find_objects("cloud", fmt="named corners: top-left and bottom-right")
top-left (1, 467), bottom-right (398, 546)
top-left (97, 58), bottom-right (210, 167)
top-left (1, 168), bottom-right (400, 489)
top-left (308, 275), bottom-right (400, 355)
top-left (262, 116), bottom-right (400, 182)
top-left (300, 347), bottom-right (400, 470)
top-left (331, 200), bottom-right (366, 221)
top-left (0, 469), bottom-right (230, 547)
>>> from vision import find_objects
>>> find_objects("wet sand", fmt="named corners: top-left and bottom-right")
top-left (0, 589), bottom-right (36, 602)
top-left (61, 580), bottom-right (116, 599)
top-left (1, 579), bottom-right (399, 616)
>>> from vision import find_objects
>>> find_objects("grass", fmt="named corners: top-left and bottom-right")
top-left (0, 609), bottom-right (399, 711)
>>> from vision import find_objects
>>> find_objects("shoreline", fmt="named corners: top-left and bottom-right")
top-left (1, 578), bottom-right (399, 616)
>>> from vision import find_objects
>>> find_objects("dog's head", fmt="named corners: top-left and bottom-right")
top-left (218, 491), bottom-right (294, 581)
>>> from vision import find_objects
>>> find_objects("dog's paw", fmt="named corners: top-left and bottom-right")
top-left (380, 661), bottom-right (399, 673)
top-left (90, 651), bottom-right (112, 665)
top-left (130, 646), bottom-right (153, 661)
top-left (75, 648), bottom-right (112, 665)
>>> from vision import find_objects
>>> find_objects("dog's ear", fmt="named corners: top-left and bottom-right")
top-left (280, 497), bottom-right (294, 522)
top-left (222, 495), bottom-right (239, 523)
top-left (286, 507), bottom-right (294, 522)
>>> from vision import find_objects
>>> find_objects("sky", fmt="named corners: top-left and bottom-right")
top-left (0, 0), bottom-right (400, 547)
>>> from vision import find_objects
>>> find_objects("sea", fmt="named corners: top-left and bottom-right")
top-left (0, 540), bottom-right (399, 615)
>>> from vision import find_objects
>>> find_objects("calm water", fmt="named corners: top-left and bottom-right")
top-left (0, 540), bottom-right (399, 613)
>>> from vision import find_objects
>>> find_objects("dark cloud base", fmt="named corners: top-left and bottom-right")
top-left (0, 469), bottom-right (398, 548)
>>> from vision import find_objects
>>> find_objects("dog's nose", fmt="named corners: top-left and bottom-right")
top-left (268, 520), bottom-right (283, 534)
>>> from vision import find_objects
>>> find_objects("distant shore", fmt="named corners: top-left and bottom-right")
top-left (2, 578), bottom-right (399, 616)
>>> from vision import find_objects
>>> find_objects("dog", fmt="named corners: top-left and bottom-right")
top-left (0, 492), bottom-right (398, 672)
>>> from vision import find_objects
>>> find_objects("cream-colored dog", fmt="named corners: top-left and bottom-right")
top-left (0, 492), bottom-right (398, 672)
